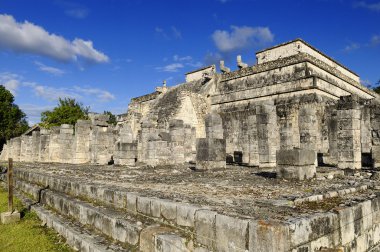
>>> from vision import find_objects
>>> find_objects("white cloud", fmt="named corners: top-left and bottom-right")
top-left (74, 86), bottom-right (115, 102)
top-left (212, 25), bottom-right (274, 53)
top-left (204, 52), bottom-right (223, 65)
top-left (0, 14), bottom-right (109, 63)
top-left (371, 35), bottom-right (380, 46)
top-left (23, 83), bottom-right (115, 102)
top-left (65, 8), bottom-right (89, 19)
top-left (155, 26), bottom-right (182, 40)
top-left (171, 26), bottom-right (182, 39)
top-left (173, 55), bottom-right (192, 62)
top-left (343, 42), bottom-right (360, 52)
top-left (0, 72), bottom-right (22, 95)
top-left (156, 63), bottom-right (184, 72)
top-left (24, 82), bottom-right (80, 101)
top-left (354, 1), bottom-right (380, 12)
top-left (19, 104), bottom-right (54, 125)
top-left (35, 61), bottom-right (65, 76)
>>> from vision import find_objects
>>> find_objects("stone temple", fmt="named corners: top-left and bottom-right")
top-left (1, 39), bottom-right (380, 251)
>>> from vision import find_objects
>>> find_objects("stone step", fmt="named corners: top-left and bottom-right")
top-left (15, 179), bottom-right (194, 251)
top-left (16, 192), bottom-right (127, 252)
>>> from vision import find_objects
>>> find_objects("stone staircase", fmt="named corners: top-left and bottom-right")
top-left (6, 166), bottom-right (380, 252)
top-left (12, 172), bottom-right (200, 251)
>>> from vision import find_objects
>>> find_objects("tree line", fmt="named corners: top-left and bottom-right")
top-left (0, 85), bottom-right (116, 151)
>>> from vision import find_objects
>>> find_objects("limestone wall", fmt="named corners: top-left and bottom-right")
top-left (1, 114), bottom-right (116, 165)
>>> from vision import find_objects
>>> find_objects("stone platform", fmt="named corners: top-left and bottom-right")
top-left (2, 162), bottom-right (380, 251)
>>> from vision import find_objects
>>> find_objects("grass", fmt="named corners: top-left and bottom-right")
top-left (0, 186), bottom-right (74, 252)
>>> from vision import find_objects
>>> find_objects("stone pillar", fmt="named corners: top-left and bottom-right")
top-left (140, 120), bottom-right (156, 163)
top-left (371, 104), bottom-right (380, 168)
top-left (276, 149), bottom-right (316, 180)
top-left (0, 141), bottom-right (9, 161)
top-left (248, 114), bottom-right (259, 166)
top-left (325, 109), bottom-right (338, 165)
top-left (257, 102), bottom-right (278, 168)
top-left (196, 113), bottom-right (226, 170)
top-left (114, 124), bottom-right (137, 166)
top-left (39, 128), bottom-right (50, 162)
top-left (19, 135), bottom-right (27, 162)
top-left (89, 114), bottom-right (114, 165)
top-left (184, 125), bottom-right (196, 163)
top-left (48, 127), bottom-right (60, 162)
top-left (72, 120), bottom-right (91, 164)
top-left (337, 96), bottom-right (361, 169)
top-left (277, 104), bottom-right (297, 150)
top-left (31, 131), bottom-right (40, 162)
top-left (299, 105), bottom-right (318, 166)
top-left (114, 142), bottom-right (137, 166)
top-left (169, 119), bottom-right (185, 164)
top-left (10, 137), bottom-right (21, 162)
top-left (57, 124), bottom-right (74, 163)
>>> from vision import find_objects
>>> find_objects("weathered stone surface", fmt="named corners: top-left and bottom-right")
top-left (0, 211), bottom-right (20, 224)
top-left (215, 214), bottom-right (248, 252)
top-left (195, 210), bottom-right (217, 249)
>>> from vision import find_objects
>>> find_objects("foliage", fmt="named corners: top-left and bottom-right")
top-left (0, 85), bottom-right (29, 150)
top-left (40, 98), bottom-right (89, 128)
top-left (103, 111), bottom-right (117, 125)
top-left (375, 86), bottom-right (380, 95)
top-left (0, 186), bottom-right (74, 252)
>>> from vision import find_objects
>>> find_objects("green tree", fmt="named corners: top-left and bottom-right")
top-left (40, 98), bottom-right (89, 128)
top-left (0, 85), bottom-right (29, 150)
top-left (374, 80), bottom-right (380, 94)
top-left (103, 111), bottom-right (117, 125)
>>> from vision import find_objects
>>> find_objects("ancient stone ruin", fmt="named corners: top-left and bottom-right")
top-left (1, 39), bottom-right (380, 251)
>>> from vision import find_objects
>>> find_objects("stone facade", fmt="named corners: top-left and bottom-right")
top-left (2, 39), bottom-right (380, 171)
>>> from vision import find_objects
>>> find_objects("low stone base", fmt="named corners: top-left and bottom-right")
top-left (196, 161), bottom-right (226, 170)
top-left (1, 211), bottom-right (20, 224)
top-left (114, 158), bottom-right (135, 166)
top-left (337, 161), bottom-right (361, 170)
top-left (277, 165), bottom-right (316, 180)
top-left (372, 146), bottom-right (380, 169)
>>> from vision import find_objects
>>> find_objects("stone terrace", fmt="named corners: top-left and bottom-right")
top-left (11, 162), bottom-right (379, 220)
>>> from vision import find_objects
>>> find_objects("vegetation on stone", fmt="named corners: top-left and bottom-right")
top-left (40, 98), bottom-right (89, 128)
top-left (0, 85), bottom-right (29, 151)
top-left (0, 186), bottom-right (73, 252)
top-left (104, 110), bottom-right (117, 125)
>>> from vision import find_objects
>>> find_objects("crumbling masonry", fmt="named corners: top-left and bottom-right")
top-left (2, 39), bottom-right (379, 176)
top-left (2, 39), bottom-right (380, 252)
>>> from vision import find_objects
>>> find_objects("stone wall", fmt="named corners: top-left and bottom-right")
top-left (2, 39), bottom-right (380, 170)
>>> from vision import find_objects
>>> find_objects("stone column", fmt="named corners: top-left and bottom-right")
top-left (114, 124), bottom-right (137, 166)
top-left (276, 149), bottom-right (316, 180)
top-left (31, 131), bottom-right (40, 162)
top-left (371, 104), bottom-right (380, 168)
top-left (72, 120), bottom-right (91, 164)
top-left (337, 96), bottom-right (361, 169)
top-left (277, 104), bottom-right (297, 150)
top-left (184, 124), bottom-right (196, 163)
top-left (140, 120), bottom-right (156, 163)
top-left (299, 105), bottom-right (318, 166)
top-left (256, 102), bottom-right (278, 168)
top-left (169, 119), bottom-right (185, 164)
top-left (19, 135), bottom-right (27, 162)
top-left (196, 113), bottom-right (226, 170)
top-left (248, 114), bottom-right (259, 166)
top-left (48, 127), bottom-right (60, 162)
top-left (114, 142), bottom-right (137, 166)
top-left (10, 137), bottom-right (21, 161)
top-left (58, 124), bottom-right (74, 163)
top-left (89, 114), bottom-right (114, 165)
top-left (39, 128), bottom-right (50, 162)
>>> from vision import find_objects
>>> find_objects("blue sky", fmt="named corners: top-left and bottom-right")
top-left (0, 0), bottom-right (379, 125)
